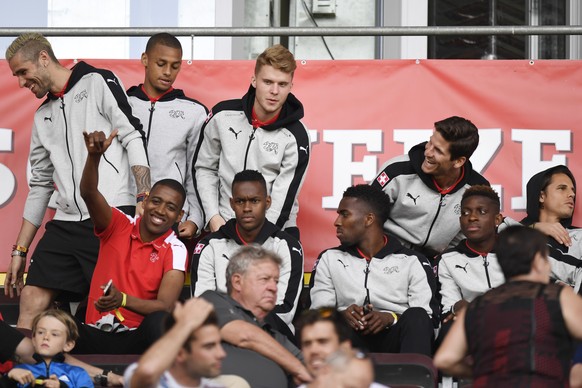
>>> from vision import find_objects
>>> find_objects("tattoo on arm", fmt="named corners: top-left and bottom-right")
top-left (131, 165), bottom-right (151, 194)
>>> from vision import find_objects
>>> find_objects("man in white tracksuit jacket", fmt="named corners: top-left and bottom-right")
top-left (311, 184), bottom-right (438, 356)
top-left (5, 33), bottom-right (150, 329)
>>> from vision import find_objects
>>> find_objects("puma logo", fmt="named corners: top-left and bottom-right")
top-left (406, 193), bottom-right (420, 205)
top-left (228, 127), bottom-right (242, 139)
top-left (455, 263), bottom-right (469, 273)
top-left (292, 246), bottom-right (303, 255)
top-left (106, 78), bottom-right (118, 86)
top-left (337, 259), bottom-right (348, 268)
top-left (44, 116), bottom-right (52, 122)
top-left (299, 145), bottom-right (309, 154)
top-left (222, 254), bottom-right (230, 261)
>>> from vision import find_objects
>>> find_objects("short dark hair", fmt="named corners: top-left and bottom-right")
top-left (434, 116), bottom-right (479, 160)
top-left (145, 33), bottom-right (182, 54)
top-left (496, 226), bottom-right (548, 279)
top-left (461, 185), bottom-right (500, 213)
top-left (151, 178), bottom-right (186, 209)
top-left (343, 184), bottom-right (391, 224)
top-left (163, 310), bottom-right (219, 352)
top-left (297, 308), bottom-right (351, 346)
top-left (232, 170), bottom-right (267, 194)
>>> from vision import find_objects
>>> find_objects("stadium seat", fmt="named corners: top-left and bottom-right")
top-left (371, 353), bottom-right (437, 387)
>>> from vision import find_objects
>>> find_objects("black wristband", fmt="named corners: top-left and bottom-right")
top-left (94, 369), bottom-right (111, 386)
top-left (11, 249), bottom-right (26, 257)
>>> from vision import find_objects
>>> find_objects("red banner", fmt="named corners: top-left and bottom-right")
top-left (1, 59), bottom-right (581, 271)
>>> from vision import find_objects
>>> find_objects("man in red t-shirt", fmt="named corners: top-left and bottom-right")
top-left (73, 129), bottom-right (187, 354)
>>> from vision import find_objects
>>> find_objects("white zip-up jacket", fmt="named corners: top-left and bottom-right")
top-left (191, 219), bottom-right (304, 327)
top-left (194, 85), bottom-right (310, 230)
top-left (371, 142), bottom-right (489, 258)
top-left (24, 61), bottom-right (148, 226)
top-left (310, 236), bottom-right (439, 325)
top-left (437, 240), bottom-right (505, 314)
top-left (127, 85), bottom-right (207, 229)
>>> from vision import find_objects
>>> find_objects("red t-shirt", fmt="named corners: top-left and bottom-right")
top-left (85, 208), bottom-right (187, 329)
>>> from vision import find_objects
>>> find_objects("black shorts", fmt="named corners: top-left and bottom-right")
top-left (26, 219), bottom-right (100, 300)
top-left (26, 206), bottom-right (135, 300)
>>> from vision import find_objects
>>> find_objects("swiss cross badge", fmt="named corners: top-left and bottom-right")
top-left (194, 243), bottom-right (205, 254)
top-left (376, 172), bottom-right (390, 187)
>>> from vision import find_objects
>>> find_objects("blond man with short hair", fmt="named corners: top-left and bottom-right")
top-left (194, 44), bottom-right (310, 240)
top-left (4, 33), bottom-right (150, 329)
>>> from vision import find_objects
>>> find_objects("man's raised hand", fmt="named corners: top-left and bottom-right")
top-left (83, 129), bottom-right (118, 155)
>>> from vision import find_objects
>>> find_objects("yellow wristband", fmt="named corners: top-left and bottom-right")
top-left (12, 244), bottom-right (28, 253)
top-left (388, 311), bottom-right (398, 327)
top-left (114, 308), bottom-right (125, 322)
top-left (114, 293), bottom-right (127, 322)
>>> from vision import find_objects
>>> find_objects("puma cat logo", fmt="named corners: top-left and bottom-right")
top-left (228, 127), bottom-right (242, 139)
top-left (406, 193), bottom-right (420, 205)
top-left (455, 263), bottom-right (469, 273)
top-left (292, 246), bottom-right (303, 255)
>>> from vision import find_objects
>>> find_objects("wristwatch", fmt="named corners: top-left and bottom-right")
top-left (94, 369), bottom-right (111, 386)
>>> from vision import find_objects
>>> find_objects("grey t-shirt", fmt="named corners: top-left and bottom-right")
top-left (201, 290), bottom-right (301, 388)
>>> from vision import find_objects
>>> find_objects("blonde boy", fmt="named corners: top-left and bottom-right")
top-left (8, 310), bottom-right (93, 388)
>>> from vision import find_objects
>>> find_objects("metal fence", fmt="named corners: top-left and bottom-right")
top-left (0, 26), bottom-right (581, 37)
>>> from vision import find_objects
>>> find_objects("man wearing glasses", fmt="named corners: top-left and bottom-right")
top-left (310, 185), bottom-right (437, 356)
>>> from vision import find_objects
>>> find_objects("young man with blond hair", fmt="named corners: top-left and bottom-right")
top-left (194, 44), bottom-right (310, 239)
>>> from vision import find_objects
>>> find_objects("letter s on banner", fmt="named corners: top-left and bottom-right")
top-left (0, 128), bottom-right (17, 206)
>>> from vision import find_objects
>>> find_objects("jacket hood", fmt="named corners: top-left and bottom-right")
top-left (522, 164), bottom-right (576, 227)
top-left (341, 234), bottom-right (412, 259)
top-left (219, 218), bottom-right (281, 245)
top-left (448, 238), bottom-right (497, 258)
top-left (241, 84), bottom-right (304, 131)
top-left (32, 352), bottom-right (66, 364)
top-left (126, 84), bottom-right (187, 101)
top-left (46, 61), bottom-right (98, 101)
top-left (408, 142), bottom-right (486, 193)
